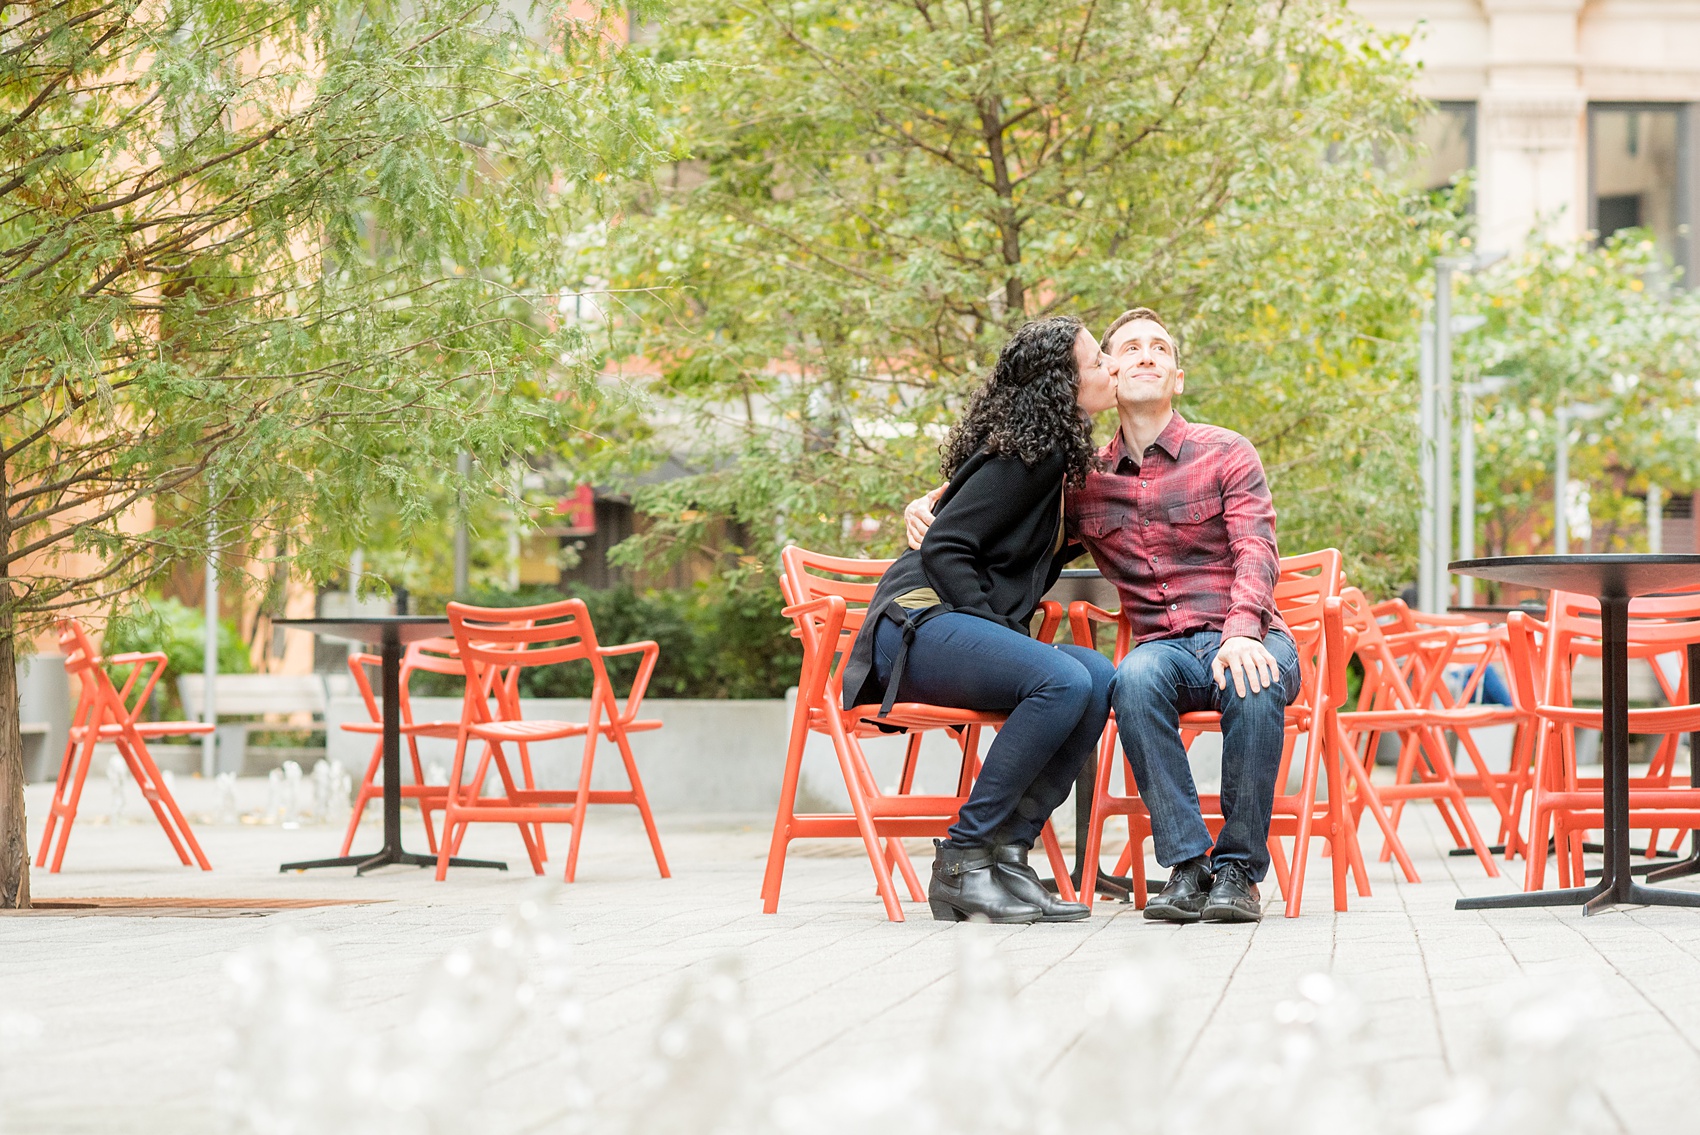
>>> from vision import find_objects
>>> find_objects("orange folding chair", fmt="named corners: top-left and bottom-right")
top-left (35, 620), bottom-right (212, 872)
top-left (1071, 549), bottom-right (1373, 917)
top-left (341, 636), bottom-right (498, 857)
top-left (761, 546), bottom-right (1075, 922)
top-left (1507, 592), bottom-right (1700, 891)
top-left (1334, 588), bottom-right (1506, 875)
top-left (435, 598), bottom-right (668, 882)
top-left (1370, 599), bottom-right (1540, 858)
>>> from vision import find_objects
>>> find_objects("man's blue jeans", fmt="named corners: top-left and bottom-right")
top-left (874, 613), bottom-right (1114, 848)
top-left (1109, 629), bottom-right (1300, 881)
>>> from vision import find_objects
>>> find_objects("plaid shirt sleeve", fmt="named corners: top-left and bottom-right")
top-left (1219, 436), bottom-right (1280, 642)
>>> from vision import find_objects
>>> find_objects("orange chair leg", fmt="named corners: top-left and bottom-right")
top-left (340, 739), bottom-right (384, 856)
top-left (611, 726), bottom-right (670, 879)
top-left (563, 730), bottom-right (598, 883)
top-left (1039, 821), bottom-right (1077, 903)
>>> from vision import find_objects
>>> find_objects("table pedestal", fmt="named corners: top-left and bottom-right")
top-left (1456, 597), bottom-right (1700, 913)
top-left (279, 624), bottom-right (505, 875)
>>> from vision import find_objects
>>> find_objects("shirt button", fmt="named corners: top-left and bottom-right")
top-left (1169, 603), bottom-right (1178, 610)
top-left (1141, 480), bottom-right (1148, 487)
top-left (1161, 583), bottom-right (1168, 590)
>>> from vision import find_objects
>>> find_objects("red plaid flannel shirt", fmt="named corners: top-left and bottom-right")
top-left (1065, 412), bottom-right (1286, 645)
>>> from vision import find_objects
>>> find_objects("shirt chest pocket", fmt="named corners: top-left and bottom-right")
top-left (1165, 494), bottom-right (1225, 563)
top-left (1078, 508), bottom-right (1130, 540)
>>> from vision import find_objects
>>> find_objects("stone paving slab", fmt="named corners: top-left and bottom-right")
top-left (2, 779), bottom-right (1699, 1132)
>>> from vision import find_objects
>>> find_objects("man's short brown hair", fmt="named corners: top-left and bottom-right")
top-left (1099, 307), bottom-right (1174, 356)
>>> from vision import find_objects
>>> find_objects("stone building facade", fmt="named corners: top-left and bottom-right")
top-left (1353, 0), bottom-right (1700, 278)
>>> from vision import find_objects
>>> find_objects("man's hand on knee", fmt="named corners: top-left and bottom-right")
top-left (904, 485), bottom-right (945, 549)
top-left (1212, 635), bottom-right (1279, 697)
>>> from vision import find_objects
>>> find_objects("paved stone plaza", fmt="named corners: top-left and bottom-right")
top-left (4, 776), bottom-right (1699, 1133)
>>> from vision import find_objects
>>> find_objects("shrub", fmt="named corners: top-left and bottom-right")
top-left (105, 596), bottom-right (251, 717)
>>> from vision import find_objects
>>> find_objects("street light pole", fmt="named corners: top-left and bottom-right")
top-left (1418, 321), bottom-right (1437, 612)
top-left (202, 502), bottom-right (218, 778)
top-left (1554, 404), bottom-right (1571, 554)
top-left (1420, 250), bottom-right (1502, 612)
top-left (1456, 376), bottom-right (1509, 606)
top-left (453, 450), bottom-right (471, 596)
top-left (1554, 402), bottom-right (1607, 553)
top-left (1434, 261), bottom-right (1454, 609)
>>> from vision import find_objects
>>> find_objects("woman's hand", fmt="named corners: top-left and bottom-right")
top-left (905, 485), bottom-right (945, 549)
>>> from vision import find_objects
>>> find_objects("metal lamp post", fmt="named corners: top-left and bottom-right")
top-left (1456, 375), bottom-right (1510, 606)
top-left (1418, 250), bottom-right (1505, 613)
top-left (1554, 402), bottom-right (1607, 554)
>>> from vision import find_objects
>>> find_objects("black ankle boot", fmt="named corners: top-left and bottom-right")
top-left (929, 840), bottom-right (1043, 924)
top-left (993, 845), bottom-right (1090, 922)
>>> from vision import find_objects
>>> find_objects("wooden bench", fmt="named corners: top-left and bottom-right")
top-left (177, 674), bottom-right (329, 773)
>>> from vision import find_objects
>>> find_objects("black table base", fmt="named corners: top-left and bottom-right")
top-left (275, 618), bottom-right (507, 876)
top-left (1444, 569), bottom-right (1700, 915)
top-left (281, 848), bottom-right (508, 875)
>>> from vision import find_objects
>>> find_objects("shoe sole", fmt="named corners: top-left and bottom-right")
top-left (1142, 903), bottom-right (1203, 923)
top-left (1037, 909), bottom-right (1091, 923)
top-left (1200, 903), bottom-right (1262, 923)
top-left (929, 900), bottom-right (1042, 924)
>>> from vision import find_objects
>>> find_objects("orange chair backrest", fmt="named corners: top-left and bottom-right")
top-left (348, 635), bottom-right (477, 726)
top-left (1271, 549), bottom-right (1343, 713)
top-left (1538, 589), bottom-right (1700, 710)
top-left (780, 546), bottom-right (895, 701)
top-left (1322, 597), bottom-right (1360, 714)
top-left (450, 602), bottom-right (616, 713)
top-left (1338, 586), bottom-right (1444, 713)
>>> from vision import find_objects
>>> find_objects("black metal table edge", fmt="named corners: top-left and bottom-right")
top-left (273, 617), bottom-right (508, 875)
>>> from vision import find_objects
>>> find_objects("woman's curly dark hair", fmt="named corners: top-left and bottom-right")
top-left (939, 315), bottom-right (1103, 488)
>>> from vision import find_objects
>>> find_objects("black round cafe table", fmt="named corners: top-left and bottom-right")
top-left (1449, 555), bottom-right (1700, 914)
top-left (272, 617), bottom-right (507, 875)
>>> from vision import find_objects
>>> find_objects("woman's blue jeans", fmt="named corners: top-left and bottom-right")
top-left (874, 612), bottom-right (1114, 848)
top-left (1109, 629), bottom-right (1300, 881)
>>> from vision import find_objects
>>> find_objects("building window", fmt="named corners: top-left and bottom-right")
top-left (1589, 104), bottom-right (1690, 275)
top-left (1413, 102), bottom-right (1476, 196)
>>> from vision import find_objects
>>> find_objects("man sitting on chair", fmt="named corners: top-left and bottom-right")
top-left (905, 308), bottom-right (1299, 923)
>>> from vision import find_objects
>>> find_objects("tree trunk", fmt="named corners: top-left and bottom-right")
top-left (0, 579), bottom-right (30, 910)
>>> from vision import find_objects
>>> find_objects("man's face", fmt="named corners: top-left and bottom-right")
top-left (1072, 327), bottom-right (1119, 415)
top-left (1105, 318), bottom-right (1183, 410)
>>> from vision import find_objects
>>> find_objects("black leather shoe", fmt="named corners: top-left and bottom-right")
top-left (993, 845), bottom-right (1090, 922)
top-left (1201, 861), bottom-right (1263, 923)
top-left (929, 841), bottom-right (1043, 924)
top-left (1144, 856), bottom-right (1213, 923)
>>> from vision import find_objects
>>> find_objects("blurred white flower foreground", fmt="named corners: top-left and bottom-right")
top-left (216, 892), bottom-right (1600, 1135)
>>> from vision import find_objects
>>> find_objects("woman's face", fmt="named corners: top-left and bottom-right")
top-left (1073, 328), bottom-right (1119, 415)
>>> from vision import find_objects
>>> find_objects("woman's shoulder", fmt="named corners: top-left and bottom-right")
top-left (956, 446), bottom-right (1066, 482)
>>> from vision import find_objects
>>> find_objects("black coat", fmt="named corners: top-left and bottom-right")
top-left (841, 447), bottom-right (1081, 713)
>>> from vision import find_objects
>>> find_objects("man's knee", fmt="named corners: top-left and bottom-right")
top-left (1219, 675), bottom-right (1290, 725)
top-left (1111, 647), bottom-right (1182, 708)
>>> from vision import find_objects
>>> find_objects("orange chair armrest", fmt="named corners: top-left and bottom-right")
top-left (1072, 601), bottom-right (1120, 624)
top-left (1035, 601), bottom-right (1064, 645)
top-left (781, 594), bottom-right (846, 621)
top-left (1380, 628), bottom-right (1456, 649)
top-left (599, 639), bottom-right (660, 723)
top-left (108, 651), bottom-right (167, 665)
top-left (345, 652), bottom-right (382, 720)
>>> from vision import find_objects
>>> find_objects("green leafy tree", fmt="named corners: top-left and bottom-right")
top-left (1455, 235), bottom-right (1700, 570)
top-left (0, 0), bottom-right (672, 907)
top-left (601, 0), bottom-right (1433, 593)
